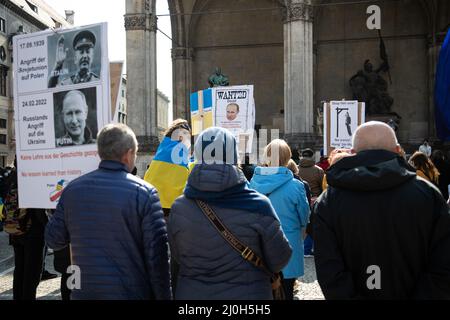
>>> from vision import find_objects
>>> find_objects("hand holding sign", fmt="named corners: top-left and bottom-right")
top-left (55, 35), bottom-right (68, 69)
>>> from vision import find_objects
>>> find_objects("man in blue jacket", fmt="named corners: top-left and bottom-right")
top-left (45, 123), bottom-right (172, 300)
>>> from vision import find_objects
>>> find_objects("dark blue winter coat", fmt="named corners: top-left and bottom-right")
top-left (45, 160), bottom-right (172, 300)
top-left (168, 164), bottom-right (292, 300)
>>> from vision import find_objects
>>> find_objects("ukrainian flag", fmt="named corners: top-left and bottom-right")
top-left (190, 88), bottom-right (213, 135)
top-left (144, 137), bottom-right (190, 209)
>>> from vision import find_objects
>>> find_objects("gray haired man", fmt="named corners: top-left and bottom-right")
top-left (46, 123), bottom-right (172, 300)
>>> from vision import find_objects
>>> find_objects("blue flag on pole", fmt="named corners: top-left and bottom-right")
top-left (435, 28), bottom-right (450, 141)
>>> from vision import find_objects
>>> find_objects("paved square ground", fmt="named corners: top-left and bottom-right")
top-left (0, 232), bottom-right (324, 300)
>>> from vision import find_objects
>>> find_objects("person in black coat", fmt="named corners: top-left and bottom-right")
top-left (314, 121), bottom-right (450, 299)
top-left (240, 154), bottom-right (256, 182)
top-left (10, 208), bottom-right (48, 300)
top-left (3, 162), bottom-right (48, 300)
top-left (4, 158), bottom-right (57, 300)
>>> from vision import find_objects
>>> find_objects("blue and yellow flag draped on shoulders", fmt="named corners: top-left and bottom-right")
top-left (144, 137), bottom-right (190, 209)
top-left (435, 28), bottom-right (450, 141)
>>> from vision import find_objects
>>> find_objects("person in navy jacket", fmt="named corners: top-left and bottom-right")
top-left (46, 123), bottom-right (172, 300)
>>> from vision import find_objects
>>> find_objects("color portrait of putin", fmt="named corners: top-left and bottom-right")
top-left (226, 103), bottom-right (240, 121)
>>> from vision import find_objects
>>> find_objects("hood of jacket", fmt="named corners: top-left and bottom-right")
top-left (326, 149), bottom-right (417, 191)
top-left (249, 166), bottom-right (294, 195)
top-left (184, 164), bottom-right (276, 217)
top-left (187, 163), bottom-right (246, 192)
top-left (299, 158), bottom-right (315, 168)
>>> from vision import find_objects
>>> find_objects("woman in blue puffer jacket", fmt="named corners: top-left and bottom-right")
top-left (168, 127), bottom-right (292, 300)
top-left (250, 139), bottom-right (310, 300)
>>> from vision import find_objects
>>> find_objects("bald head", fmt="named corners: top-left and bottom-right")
top-left (352, 121), bottom-right (399, 153)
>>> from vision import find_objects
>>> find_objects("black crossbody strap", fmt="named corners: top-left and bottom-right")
top-left (195, 199), bottom-right (273, 277)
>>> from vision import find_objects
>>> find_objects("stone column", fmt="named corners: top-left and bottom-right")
top-left (283, 0), bottom-right (315, 149)
top-left (125, 0), bottom-right (159, 175)
top-left (172, 47), bottom-right (194, 121)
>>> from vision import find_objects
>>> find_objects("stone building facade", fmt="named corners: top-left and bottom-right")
top-left (118, 77), bottom-right (127, 124)
top-left (110, 61), bottom-right (128, 124)
top-left (126, 0), bottom-right (449, 157)
top-left (0, 0), bottom-right (71, 166)
top-left (156, 89), bottom-right (169, 141)
top-left (110, 59), bottom-right (167, 139)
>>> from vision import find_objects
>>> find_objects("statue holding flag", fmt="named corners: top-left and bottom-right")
top-left (349, 31), bottom-right (394, 115)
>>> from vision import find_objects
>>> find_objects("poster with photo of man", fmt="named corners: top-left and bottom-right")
top-left (214, 85), bottom-right (255, 152)
top-left (13, 23), bottom-right (110, 209)
top-left (47, 26), bottom-right (102, 88)
top-left (54, 87), bottom-right (98, 148)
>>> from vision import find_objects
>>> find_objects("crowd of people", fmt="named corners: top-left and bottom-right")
top-left (1, 120), bottom-right (450, 300)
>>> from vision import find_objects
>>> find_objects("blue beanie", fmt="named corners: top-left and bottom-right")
top-left (194, 127), bottom-right (238, 165)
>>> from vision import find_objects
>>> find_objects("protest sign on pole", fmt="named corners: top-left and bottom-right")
top-left (323, 100), bottom-right (365, 156)
top-left (190, 88), bottom-right (213, 136)
top-left (13, 23), bottom-right (110, 208)
top-left (214, 85), bottom-right (255, 154)
top-left (190, 85), bottom-right (255, 153)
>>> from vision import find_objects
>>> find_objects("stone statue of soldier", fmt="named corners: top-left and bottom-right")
top-left (349, 60), bottom-right (393, 115)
